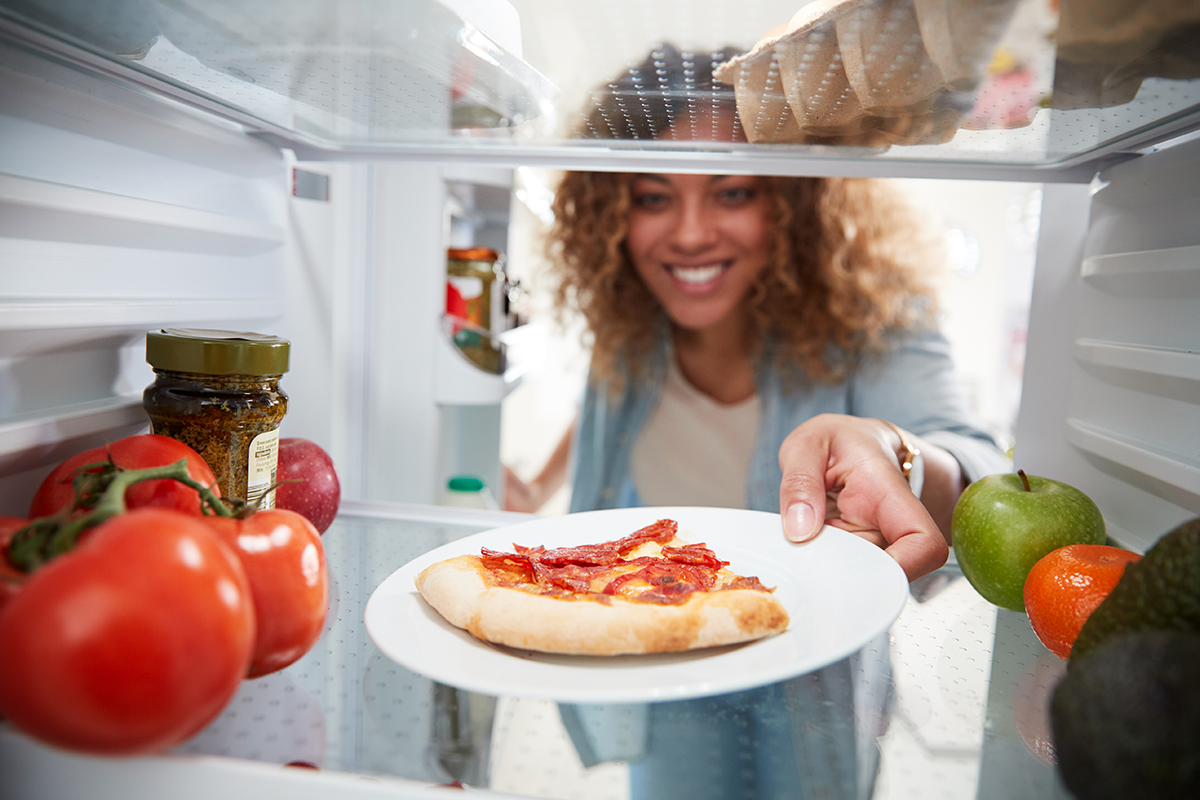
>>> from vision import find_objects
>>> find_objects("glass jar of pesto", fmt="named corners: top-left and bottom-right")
top-left (143, 328), bottom-right (290, 508)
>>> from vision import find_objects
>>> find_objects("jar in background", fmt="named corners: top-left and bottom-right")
top-left (446, 247), bottom-right (502, 333)
top-left (143, 328), bottom-right (290, 508)
top-left (446, 247), bottom-right (506, 374)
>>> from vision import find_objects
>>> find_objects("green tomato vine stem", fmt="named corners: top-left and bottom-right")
top-left (6, 458), bottom-right (232, 573)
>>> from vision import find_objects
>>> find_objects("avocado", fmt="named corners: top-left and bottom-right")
top-left (1050, 630), bottom-right (1200, 800)
top-left (1070, 517), bottom-right (1200, 664)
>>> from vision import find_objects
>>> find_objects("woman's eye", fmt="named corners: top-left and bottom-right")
top-left (717, 187), bottom-right (755, 204)
top-left (633, 192), bottom-right (669, 209)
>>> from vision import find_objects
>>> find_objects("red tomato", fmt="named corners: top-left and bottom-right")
top-left (0, 509), bottom-right (255, 755)
top-left (203, 509), bottom-right (329, 678)
top-left (28, 434), bottom-right (220, 519)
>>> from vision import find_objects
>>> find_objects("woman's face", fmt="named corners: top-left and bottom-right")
top-left (625, 173), bottom-right (772, 335)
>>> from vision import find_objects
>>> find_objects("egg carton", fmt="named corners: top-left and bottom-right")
top-left (713, 0), bottom-right (1022, 147)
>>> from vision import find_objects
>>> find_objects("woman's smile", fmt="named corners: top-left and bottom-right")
top-left (665, 260), bottom-right (731, 289)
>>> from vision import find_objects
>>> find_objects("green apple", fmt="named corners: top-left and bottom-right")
top-left (952, 471), bottom-right (1107, 612)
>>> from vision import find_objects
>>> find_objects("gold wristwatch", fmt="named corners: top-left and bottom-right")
top-left (882, 420), bottom-right (925, 498)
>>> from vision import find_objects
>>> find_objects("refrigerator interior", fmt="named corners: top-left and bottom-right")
top-left (2, 2), bottom-right (1200, 798)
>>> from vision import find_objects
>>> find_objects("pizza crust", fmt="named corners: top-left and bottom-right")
top-left (415, 553), bottom-right (790, 656)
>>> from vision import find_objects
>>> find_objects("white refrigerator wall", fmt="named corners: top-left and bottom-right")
top-left (0, 40), bottom-right (287, 512)
top-left (1016, 136), bottom-right (1200, 553)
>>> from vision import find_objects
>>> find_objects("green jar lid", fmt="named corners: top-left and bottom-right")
top-left (447, 476), bottom-right (485, 492)
top-left (146, 328), bottom-right (290, 375)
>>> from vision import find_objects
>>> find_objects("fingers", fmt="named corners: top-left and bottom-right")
top-left (885, 523), bottom-right (949, 581)
top-left (777, 414), bottom-right (950, 581)
top-left (777, 420), bottom-right (834, 543)
top-left (857, 480), bottom-right (948, 581)
top-left (826, 463), bottom-right (948, 580)
top-left (782, 500), bottom-right (819, 544)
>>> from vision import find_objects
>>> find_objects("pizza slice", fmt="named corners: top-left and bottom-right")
top-left (414, 518), bottom-right (790, 656)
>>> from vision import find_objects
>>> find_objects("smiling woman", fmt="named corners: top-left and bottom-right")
top-left (499, 40), bottom-right (1013, 800)
top-left (555, 170), bottom-right (936, 404)
top-left (511, 43), bottom-right (1010, 577)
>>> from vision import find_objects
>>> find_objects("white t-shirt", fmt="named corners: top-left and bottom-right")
top-left (630, 355), bottom-right (761, 509)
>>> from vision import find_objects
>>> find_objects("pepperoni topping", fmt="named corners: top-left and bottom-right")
top-left (480, 548), bottom-right (536, 583)
top-left (531, 562), bottom-right (615, 593)
top-left (601, 560), bottom-right (720, 604)
top-left (613, 519), bottom-right (678, 554)
top-left (533, 543), bottom-right (622, 566)
top-left (477, 519), bottom-right (771, 604)
top-left (661, 543), bottom-right (726, 570)
top-left (725, 574), bottom-right (772, 592)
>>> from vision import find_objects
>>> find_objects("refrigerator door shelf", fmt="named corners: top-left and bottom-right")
top-left (436, 315), bottom-right (508, 405)
top-left (435, 315), bottom-right (546, 406)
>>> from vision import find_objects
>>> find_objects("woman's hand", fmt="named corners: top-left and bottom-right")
top-left (777, 414), bottom-right (954, 582)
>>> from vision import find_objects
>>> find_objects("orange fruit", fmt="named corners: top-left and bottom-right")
top-left (1023, 544), bottom-right (1142, 660)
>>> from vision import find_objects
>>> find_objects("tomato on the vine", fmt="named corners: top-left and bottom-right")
top-left (0, 508), bottom-right (255, 755)
top-left (28, 434), bottom-right (219, 519)
top-left (203, 509), bottom-right (329, 678)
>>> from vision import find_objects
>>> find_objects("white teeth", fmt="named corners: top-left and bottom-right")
top-left (669, 263), bottom-right (725, 284)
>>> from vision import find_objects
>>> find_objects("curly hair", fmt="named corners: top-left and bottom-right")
top-left (546, 172), bottom-right (941, 389)
top-left (543, 43), bottom-right (942, 390)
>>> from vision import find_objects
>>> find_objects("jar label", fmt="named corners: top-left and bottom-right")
top-left (246, 428), bottom-right (280, 509)
top-left (446, 275), bottom-right (485, 328)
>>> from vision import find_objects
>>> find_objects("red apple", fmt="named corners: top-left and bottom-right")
top-left (275, 439), bottom-right (341, 534)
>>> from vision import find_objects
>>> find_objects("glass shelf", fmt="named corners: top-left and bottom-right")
top-left (2, 501), bottom-right (1076, 799)
top-left (2, 0), bottom-right (1199, 180)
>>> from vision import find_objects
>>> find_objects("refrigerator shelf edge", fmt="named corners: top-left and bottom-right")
top-left (0, 393), bottom-right (146, 473)
top-left (1080, 243), bottom-right (1200, 298)
top-left (266, 135), bottom-right (1124, 183)
top-left (1066, 418), bottom-right (1200, 504)
top-left (1073, 339), bottom-right (1200, 383)
top-left (0, 725), bottom-right (515, 800)
top-left (0, 299), bottom-right (286, 333)
top-left (0, 174), bottom-right (286, 256)
top-left (337, 496), bottom-right (530, 529)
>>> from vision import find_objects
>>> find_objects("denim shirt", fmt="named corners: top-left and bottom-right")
top-left (568, 328), bottom-right (1010, 513)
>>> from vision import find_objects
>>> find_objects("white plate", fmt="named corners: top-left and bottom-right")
top-left (363, 506), bottom-right (909, 703)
